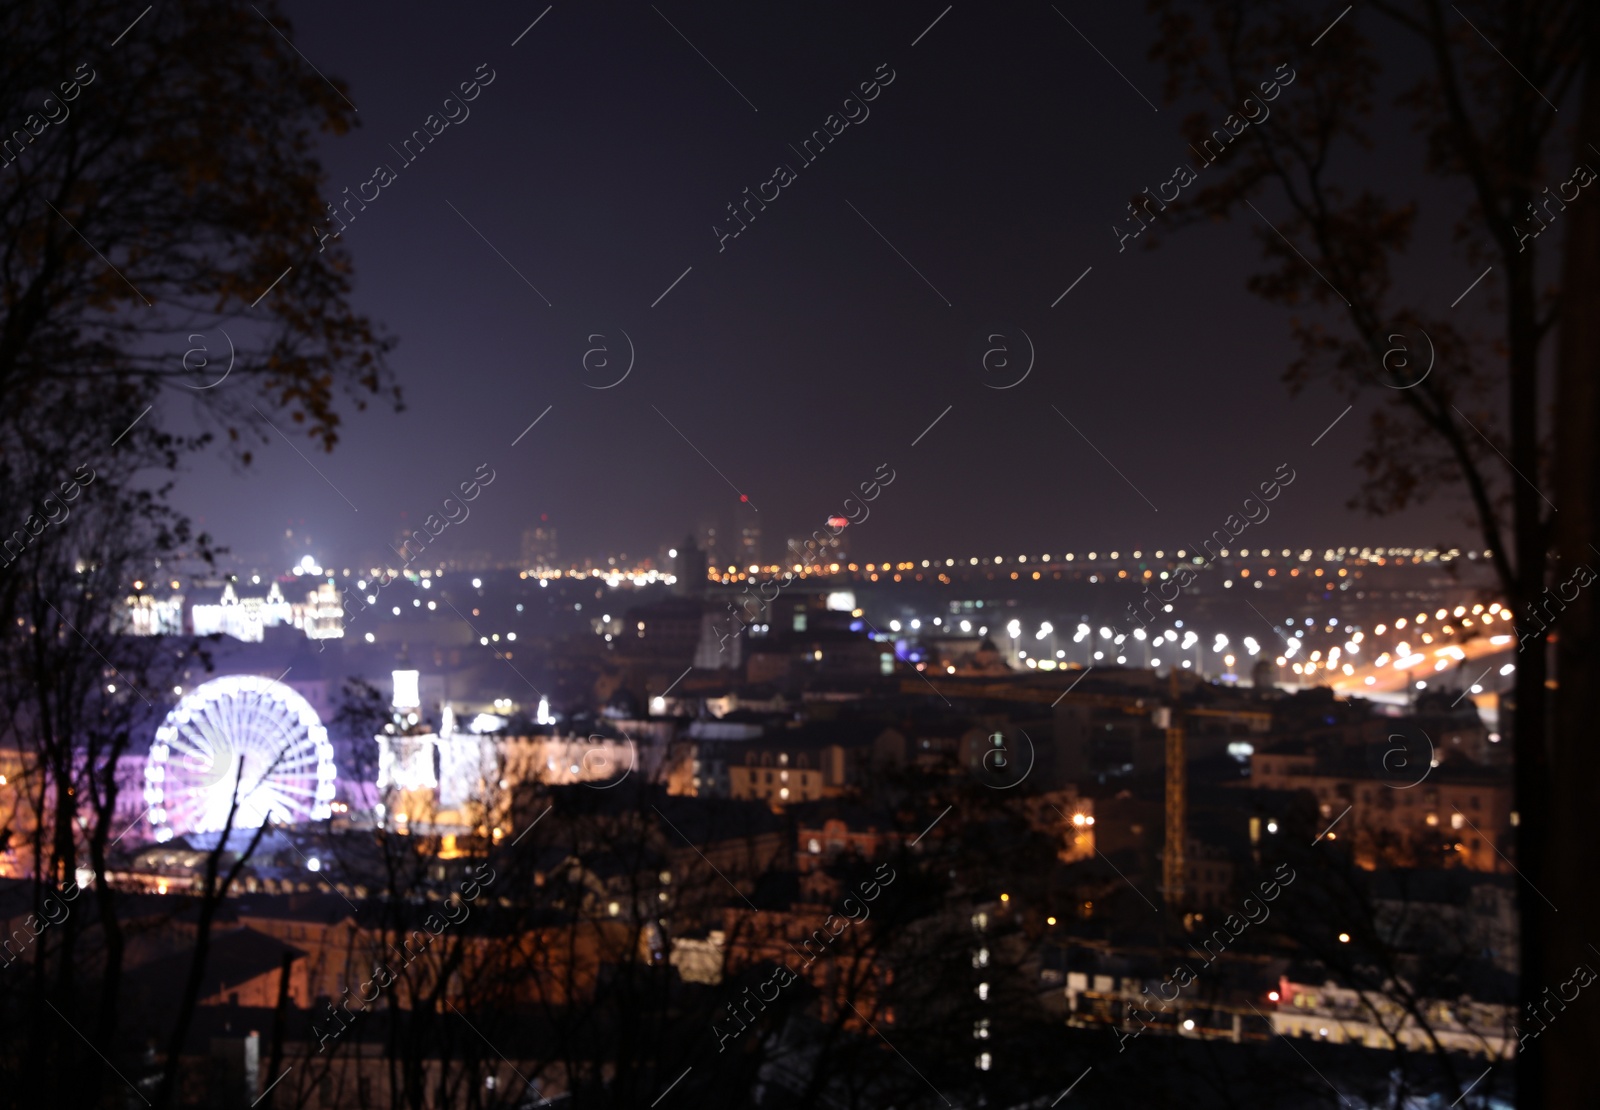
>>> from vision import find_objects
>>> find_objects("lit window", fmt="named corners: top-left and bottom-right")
top-left (977, 982), bottom-right (990, 1001)
top-left (808, 838), bottom-right (821, 854)
top-left (973, 1019), bottom-right (990, 1039)
top-left (972, 947), bottom-right (990, 969)
top-left (976, 1052), bottom-right (992, 1071)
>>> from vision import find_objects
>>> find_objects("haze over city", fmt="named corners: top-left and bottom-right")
top-left (0, 2), bottom-right (1593, 1108)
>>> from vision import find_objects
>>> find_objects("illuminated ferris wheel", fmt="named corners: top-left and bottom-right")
top-left (143, 675), bottom-right (336, 842)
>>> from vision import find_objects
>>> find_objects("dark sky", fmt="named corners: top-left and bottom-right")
top-left (170, 1), bottom-right (1472, 570)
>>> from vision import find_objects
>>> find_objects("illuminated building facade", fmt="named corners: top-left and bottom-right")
top-left (297, 580), bottom-right (346, 640)
top-left (135, 578), bottom-right (347, 643)
top-left (124, 593), bottom-right (185, 636)
top-left (191, 580), bottom-right (293, 642)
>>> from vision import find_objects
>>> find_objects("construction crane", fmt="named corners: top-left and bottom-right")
top-left (1157, 669), bottom-right (1185, 907)
top-left (900, 671), bottom-right (1269, 910)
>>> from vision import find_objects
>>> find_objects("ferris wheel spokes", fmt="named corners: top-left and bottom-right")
top-left (144, 674), bottom-right (336, 842)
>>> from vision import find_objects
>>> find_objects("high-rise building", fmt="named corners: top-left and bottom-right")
top-left (739, 524), bottom-right (761, 567)
top-left (675, 535), bottom-right (708, 596)
top-left (521, 517), bottom-right (558, 571)
top-left (785, 519), bottom-right (848, 568)
top-left (824, 517), bottom-right (849, 560)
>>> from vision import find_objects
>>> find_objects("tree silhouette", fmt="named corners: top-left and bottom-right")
top-left (0, 1), bottom-right (396, 1104)
top-left (1142, 2), bottom-right (1589, 1099)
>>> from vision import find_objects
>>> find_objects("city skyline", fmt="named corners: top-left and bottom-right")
top-left (159, 1), bottom-right (1475, 568)
top-left (0, 0), bottom-right (1587, 1104)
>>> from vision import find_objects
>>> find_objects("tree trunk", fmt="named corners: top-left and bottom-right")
top-left (1548, 7), bottom-right (1600, 1102)
top-left (264, 952), bottom-right (295, 1108)
top-left (1507, 140), bottom-right (1554, 1110)
top-left (1512, 645), bottom-right (1550, 1108)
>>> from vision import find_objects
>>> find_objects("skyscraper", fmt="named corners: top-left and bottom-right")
top-left (739, 523), bottom-right (761, 567)
top-left (521, 517), bottom-right (558, 571)
top-left (675, 535), bottom-right (708, 596)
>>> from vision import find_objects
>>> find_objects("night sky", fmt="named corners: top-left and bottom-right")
top-left (170, 2), bottom-right (1469, 569)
